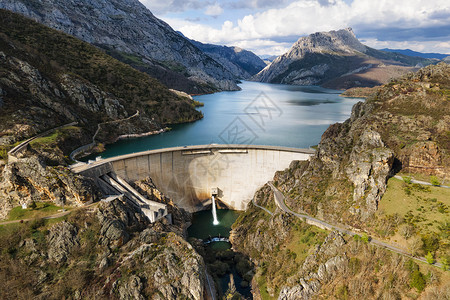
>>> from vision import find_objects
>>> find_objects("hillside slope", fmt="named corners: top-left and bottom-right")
top-left (190, 39), bottom-right (266, 79)
top-left (0, 0), bottom-right (239, 93)
top-left (0, 9), bottom-right (202, 216)
top-left (254, 28), bottom-right (435, 89)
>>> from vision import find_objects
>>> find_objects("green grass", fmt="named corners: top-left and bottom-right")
top-left (379, 177), bottom-right (450, 232)
top-left (286, 224), bottom-right (328, 264)
top-left (29, 126), bottom-right (81, 147)
top-left (257, 275), bottom-right (272, 300)
top-left (6, 202), bottom-right (66, 221)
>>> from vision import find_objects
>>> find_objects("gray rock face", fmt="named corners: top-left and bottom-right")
top-left (254, 28), bottom-right (366, 84)
top-left (47, 221), bottom-right (79, 264)
top-left (0, 0), bottom-right (239, 91)
top-left (97, 197), bottom-right (149, 247)
top-left (278, 231), bottom-right (348, 300)
top-left (190, 40), bottom-right (266, 79)
top-left (0, 156), bottom-right (99, 219)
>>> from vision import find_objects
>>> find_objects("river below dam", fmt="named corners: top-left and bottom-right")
top-left (88, 81), bottom-right (361, 159)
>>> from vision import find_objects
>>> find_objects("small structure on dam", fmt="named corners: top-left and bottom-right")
top-left (71, 145), bottom-right (314, 216)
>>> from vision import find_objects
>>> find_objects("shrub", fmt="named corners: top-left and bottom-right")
top-left (440, 257), bottom-right (448, 271)
top-left (425, 252), bottom-right (434, 264)
top-left (402, 176), bottom-right (412, 184)
top-left (335, 285), bottom-right (349, 300)
top-left (361, 233), bottom-right (370, 243)
top-left (430, 176), bottom-right (440, 186)
top-left (410, 270), bottom-right (426, 292)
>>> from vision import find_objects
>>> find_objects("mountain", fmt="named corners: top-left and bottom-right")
top-left (260, 54), bottom-right (278, 64)
top-left (189, 39), bottom-right (266, 79)
top-left (0, 0), bottom-right (239, 94)
top-left (381, 48), bottom-right (448, 60)
top-left (253, 28), bottom-right (435, 89)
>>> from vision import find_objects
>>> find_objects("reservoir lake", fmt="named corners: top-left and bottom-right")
top-left (92, 81), bottom-right (361, 159)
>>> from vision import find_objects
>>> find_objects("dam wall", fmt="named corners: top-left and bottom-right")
top-left (72, 145), bottom-right (314, 211)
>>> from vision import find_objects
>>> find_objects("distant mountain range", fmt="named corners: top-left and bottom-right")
top-left (380, 48), bottom-right (449, 60)
top-left (0, 0), bottom-right (266, 94)
top-left (189, 40), bottom-right (266, 79)
top-left (254, 28), bottom-right (436, 89)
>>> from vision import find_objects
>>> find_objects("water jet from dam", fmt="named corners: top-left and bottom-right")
top-left (212, 195), bottom-right (219, 225)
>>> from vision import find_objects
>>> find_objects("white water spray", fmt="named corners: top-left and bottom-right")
top-left (212, 195), bottom-right (219, 225)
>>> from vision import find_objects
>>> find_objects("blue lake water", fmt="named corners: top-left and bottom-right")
top-left (90, 81), bottom-right (361, 159)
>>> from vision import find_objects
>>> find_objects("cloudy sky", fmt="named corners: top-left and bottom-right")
top-left (140, 0), bottom-right (450, 56)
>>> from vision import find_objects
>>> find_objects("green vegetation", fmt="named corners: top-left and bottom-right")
top-left (425, 252), bottom-right (435, 264)
top-left (430, 176), bottom-right (441, 186)
top-left (0, 9), bottom-right (201, 125)
top-left (5, 202), bottom-right (65, 221)
top-left (407, 260), bottom-right (426, 292)
top-left (193, 100), bottom-right (204, 107)
top-left (378, 177), bottom-right (449, 233)
top-left (29, 126), bottom-right (81, 148)
top-left (402, 176), bottom-right (412, 184)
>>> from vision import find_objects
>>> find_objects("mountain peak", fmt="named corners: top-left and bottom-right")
top-left (291, 27), bottom-right (366, 55)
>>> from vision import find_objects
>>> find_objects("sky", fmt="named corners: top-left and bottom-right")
top-left (139, 0), bottom-right (450, 56)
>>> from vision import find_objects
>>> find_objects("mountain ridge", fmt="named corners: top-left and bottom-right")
top-left (254, 28), bottom-right (435, 89)
top-left (189, 39), bottom-right (267, 79)
top-left (0, 0), bottom-right (240, 93)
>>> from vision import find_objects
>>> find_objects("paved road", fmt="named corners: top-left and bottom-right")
top-left (394, 175), bottom-right (449, 189)
top-left (251, 195), bottom-right (273, 216)
top-left (266, 182), bottom-right (442, 268)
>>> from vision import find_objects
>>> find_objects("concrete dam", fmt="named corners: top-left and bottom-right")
top-left (71, 145), bottom-right (314, 218)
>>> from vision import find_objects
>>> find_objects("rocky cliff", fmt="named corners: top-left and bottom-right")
top-left (190, 39), bottom-right (267, 79)
top-left (254, 28), bottom-right (434, 89)
top-left (267, 63), bottom-right (449, 226)
top-left (0, 0), bottom-right (239, 93)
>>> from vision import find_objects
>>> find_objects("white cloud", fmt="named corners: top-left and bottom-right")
top-left (205, 3), bottom-right (223, 16)
top-left (361, 39), bottom-right (450, 54)
top-left (156, 0), bottom-right (450, 55)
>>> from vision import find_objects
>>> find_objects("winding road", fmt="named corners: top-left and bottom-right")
top-left (265, 182), bottom-right (443, 268)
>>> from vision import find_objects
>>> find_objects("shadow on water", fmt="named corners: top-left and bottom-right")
top-left (188, 209), bottom-right (254, 299)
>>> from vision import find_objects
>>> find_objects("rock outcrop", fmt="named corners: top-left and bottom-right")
top-left (47, 221), bottom-right (80, 264)
top-left (254, 28), bottom-right (434, 89)
top-left (278, 231), bottom-right (347, 300)
top-left (0, 156), bottom-right (99, 218)
top-left (0, 0), bottom-right (239, 93)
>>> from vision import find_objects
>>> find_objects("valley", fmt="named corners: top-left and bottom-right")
top-left (0, 1), bottom-right (449, 300)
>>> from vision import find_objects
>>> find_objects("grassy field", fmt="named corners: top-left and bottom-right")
top-left (379, 177), bottom-right (449, 233)
top-left (6, 202), bottom-right (67, 221)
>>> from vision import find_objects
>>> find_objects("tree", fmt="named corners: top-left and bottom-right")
top-left (425, 252), bottom-right (434, 264)
top-left (399, 224), bottom-right (415, 239)
top-left (430, 176), bottom-right (440, 186)
top-left (402, 176), bottom-right (412, 184)
top-left (441, 257), bottom-right (449, 271)
top-left (408, 236), bottom-right (423, 256)
top-left (361, 233), bottom-right (370, 243)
